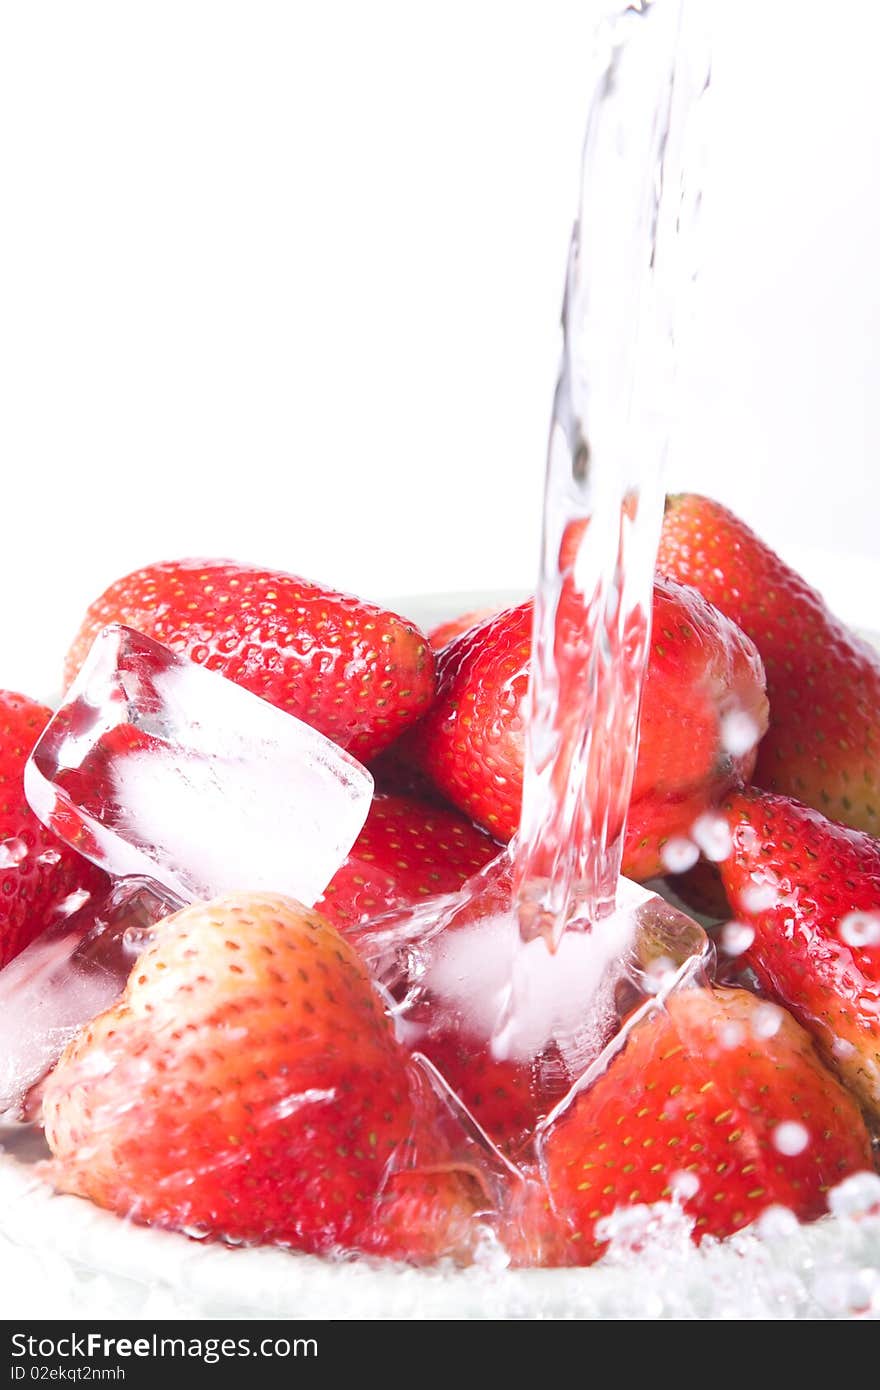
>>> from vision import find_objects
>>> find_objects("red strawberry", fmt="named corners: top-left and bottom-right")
top-left (429, 608), bottom-right (500, 652)
top-left (0, 691), bottom-right (107, 968)
top-left (718, 786), bottom-right (880, 1115)
top-left (43, 892), bottom-right (483, 1261)
top-left (409, 576), bottom-right (768, 878)
top-left (317, 793), bottom-right (498, 933)
top-left (367, 745), bottom-right (452, 806)
top-left (536, 986), bottom-right (872, 1265)
top-left (657, 493), bottom-right (880, 837)
top-left (64, 561), bottom-right (435, 761)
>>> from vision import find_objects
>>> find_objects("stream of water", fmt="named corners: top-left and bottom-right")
top-left (514, 0), bottom-right (711, 949)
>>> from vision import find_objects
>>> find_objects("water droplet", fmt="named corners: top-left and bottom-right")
top-left (181, 1223), bottom-right (211, 1240)
top-left (660, 836), bottom-right (699, 874)
top-left (670, 1169), bottom-right (700, 1200)
top-left (35, 848), bottom-right (61, 867)
top-left (691, 813), bottom-right (732, 863)
top-left (751, 1003), bottom-right (783, 1039)
top-left (719, 709), bottom-right (761, 758)
top-left (0, 837), bottom-right (28, 869)
top-left (52, 888), bottom-right (92, 920)
top-left (122, 923), bottom-right (157, 954)
top-left (839, 911), bottom-right (880, 949)
top-left (718, 1020), bottom-right (744, 1050)
top-left (643, 955), bottom-right (677, 993)
top-left (720, 921), bottom-right (754, 956)
top-left (740, 881), bottom-right (779, 913)
top-left (772, 1121), bottom-right (809, 1156)
top-left (754, 1204), bottom-right (800, 1242)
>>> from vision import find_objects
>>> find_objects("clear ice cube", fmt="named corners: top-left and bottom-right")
top-left (352, 849), bottom-right (712, 1154)
top-left (25, 625), bottom-right (374, 907)
top-left (0, 878), bottom-right (177, 1116)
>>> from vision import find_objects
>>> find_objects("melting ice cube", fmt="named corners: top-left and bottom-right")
top-left (353, 850), bottom-right (712, 1152)
top-left (25, 625), bottom-right (374, 907)
top-left (0, 626), bottom-right (374, 1115)
top-left (0, 878), bottom-right (177, 1115)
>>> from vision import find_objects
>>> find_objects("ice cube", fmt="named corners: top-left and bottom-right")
top-left (0, 878), bottom-right (176, 1116)
top-left (353, 850), bottom-right (711, 1153)
top-left (25, 625), bottom-right (374, 907)
top-left (420, 875), bottom-right (652, 1071)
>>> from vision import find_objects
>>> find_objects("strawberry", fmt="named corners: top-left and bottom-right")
top-left (657, 493), bottom-right (880, 837)
top-left (317, 793), bottom-right (498, 933)
top-left (0, 691), bottom-right (107, 968)
top-left (43, 892), bottom-right (483, 1261)
top-left (409, 576), bottom-right (768, 878)
top-left (429, 608), bottom-right (500, 651)
top-left (64, 561), bottom-right (435, 761)
top-left (366, 745), bottom-right (452, 806)
top-left (718, 786), bottom-right (880, 1115)
top-left (537, 986), bottom-right (872, 1265)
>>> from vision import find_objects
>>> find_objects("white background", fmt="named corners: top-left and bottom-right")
top-left (1, 1), bottom-right (878, 696)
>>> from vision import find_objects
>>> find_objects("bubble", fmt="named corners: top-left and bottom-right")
top-left (839, 911), bottom-right (880, 949)
top-left (751, 1003), bottom-right (784, 1039)
top-left (720, 921), bottom-right (755, 956)
top-left (669, 1170), bottom-right (700, 1200)
top-left (0, 837), bottom-right (28, 869)
top-left (660, 837), bottom-right (699, 874)
top-left (719, 709), bottom-right (762, 758)
top-left (691, 813), bottom-right (733, 863)
top-left (772, 1121), bottom-right (809, 1156)
top-left (828, 1171), bottom-right (880, 1220)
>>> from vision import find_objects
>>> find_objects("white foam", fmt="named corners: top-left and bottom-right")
top-left (2, 1152), bottom-right (878, 1320)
